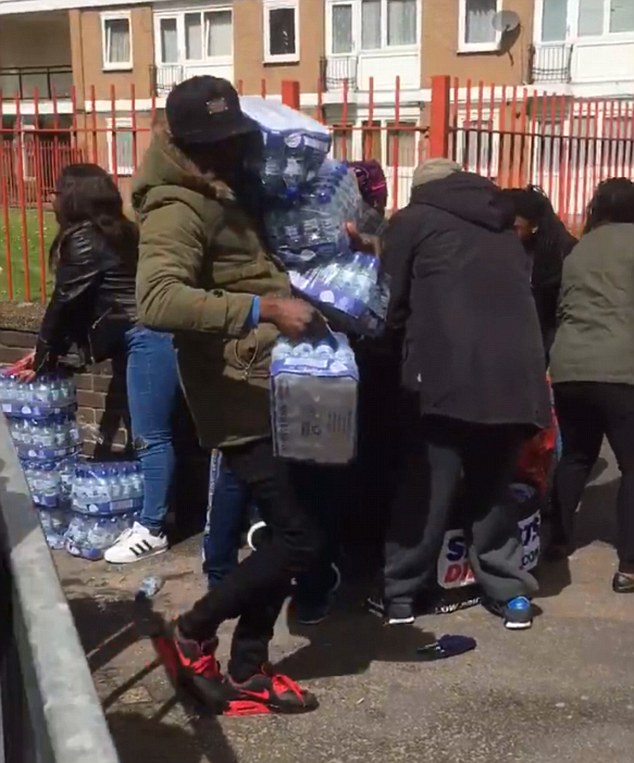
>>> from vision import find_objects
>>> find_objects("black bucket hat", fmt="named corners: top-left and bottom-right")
top-left (166, 76), bottom-right (260, 145)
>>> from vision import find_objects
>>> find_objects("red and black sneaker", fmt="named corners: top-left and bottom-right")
top-left (151, 623), bottom-right (228, 715)
top-left (224, 665), bottom-right (319, 716)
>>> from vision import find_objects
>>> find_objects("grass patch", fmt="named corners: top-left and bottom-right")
top-left (0, 208), bottom-right (57, 303)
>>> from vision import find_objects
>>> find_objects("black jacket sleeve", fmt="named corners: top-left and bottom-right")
top-left (382, 209), bottom-right (419, 333)
top-left (34, 227), bottom-right (104, 371)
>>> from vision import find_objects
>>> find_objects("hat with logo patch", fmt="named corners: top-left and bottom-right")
top-left (166, 76), bottom-right (260, 145)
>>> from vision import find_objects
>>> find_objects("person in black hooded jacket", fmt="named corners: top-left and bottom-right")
top-left (501, 186), bottom-right (577, 360)
top-left (378, 159), bottom-right (550, 630)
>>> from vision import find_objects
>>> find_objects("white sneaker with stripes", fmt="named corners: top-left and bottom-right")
top-left (104, 522), bottom-right (168, 564)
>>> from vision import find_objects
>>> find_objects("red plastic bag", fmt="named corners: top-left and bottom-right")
top-left (515, 377), bottom-right (558, 496)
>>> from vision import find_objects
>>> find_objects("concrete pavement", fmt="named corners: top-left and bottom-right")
top-left (55, 447), bottom-right (634, 763)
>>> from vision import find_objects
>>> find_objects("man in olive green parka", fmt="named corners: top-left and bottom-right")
top-left (133, 76), bottom-right (326, 715)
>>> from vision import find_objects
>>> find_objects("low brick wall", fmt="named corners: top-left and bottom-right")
top-left (0, 308), bottom-right (209, 536)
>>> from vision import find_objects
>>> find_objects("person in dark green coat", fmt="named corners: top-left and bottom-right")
top-left (549, 178), bottom-right (634, 593)
top-left (133, 76), bottom-right (331, 715)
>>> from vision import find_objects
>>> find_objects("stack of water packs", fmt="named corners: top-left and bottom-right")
top-left (241, 96), bottom-right (332, 200)
top-left (289, 251), bottom-right (391, 337)
top-left (270, 334), bottom-right (358, 465)
top-left (0, 374), bottom-right (79, 549)
top-left (241, 96), bottom-right (389, 337)
top-left (265, 159), bottom-right (362, 266)
top-left (65, 461), bottom-right (144, 561)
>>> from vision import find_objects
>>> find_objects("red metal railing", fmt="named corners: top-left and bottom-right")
top-left (1, 76), bottom-right (633, 302)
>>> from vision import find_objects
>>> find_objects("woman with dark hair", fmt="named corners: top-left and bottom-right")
top-left (19, 163), bottom-right (179, 563)
top-left (549, 178), bottom-right (634, 591)
top-left (501, 185), bottom-right (577, 358)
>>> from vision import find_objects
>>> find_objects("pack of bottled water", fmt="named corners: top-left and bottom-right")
top-left (9, 414), bottom-right (80, 460)
top-left (289, 251), bottom-right (390, 337)
top-left (22, 457), bottom-right (77, 508)
top-left (270, 333), bottom-right (358, 464)
top-left (0, 374), bottom-right (76, 417)
top-left (0, 371), bottom-right (79, 550)
top-left (71, 461), bottom-right (144, 516)
top-left (265, 160), bottom-right (362, 266)
top-left (65, 511), bottom-right (139, 561)
top-left (240, 96), bottom-right (331, 199)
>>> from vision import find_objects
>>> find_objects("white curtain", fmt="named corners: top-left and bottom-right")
top-left (541, 0), bottom-right (568, 41)
top-left (610, 0), bottom-right (634, 33)
top-left (160, 19), bottom-right (178, 63)
top-left (205, 10), bottom-right (232, 57)
top-left (388, 0), bottom-right (417, 45)
top-left (465, 0), bottom-right (496, 44)
top-left (332, 4), bottom-right (353, 54)
top-left (106, 19), bottom-right (130, 64)
top-left (361, 0), bottom-right (381, 49)
top-left (578, 0), bottom-right (604, 35)
top-left (185, 13), bottom-right (202, 60)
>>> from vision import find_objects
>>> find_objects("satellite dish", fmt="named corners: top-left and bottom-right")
top-left (492, 9), bottom-right (521, 33)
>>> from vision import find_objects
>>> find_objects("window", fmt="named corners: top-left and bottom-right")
top-left (386, 122), bottom-right (417, 167)
top-left (159, 18), bottom-right (178, 64)
top-left (609, 0), bottom-right (634, 33)
top-left (332, 3), bottom-right (353, 54)
top-left (361, 0), bottom-right (416, 50)
top-left (459, 118), bottom-right (499, 176)
top-left (535, 122), bottom-right (563, 176)
top-left (107, 118), bottom-right (134, 177)
top-left (541, 0), bottom-right (568, 41)
top-left (601, 116), bottom-right (634, 168)
top-left (569, 115), bottom-right (597, 170)
top-left (101, 13), bottom-right (132, 70)
top-left (459, 0), bottom-right (500, 52)
top-left (157, 10), bottom-right (233, 65)
top-left (578, 0), bottom-right (605, 35)
top-left (332, 128), bottom-right (353, 160)
top-left (205, 10), bottom-right (232, 57)
top-left (264, 0), bottom-right (299, 62)
top-left (362, 120), bottom-right (383, 163)
top-left (185, 13), bottom-right (203, 59)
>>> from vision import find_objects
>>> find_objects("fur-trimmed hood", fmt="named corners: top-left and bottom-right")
top-left (132, 124), bottom-right (236, 212)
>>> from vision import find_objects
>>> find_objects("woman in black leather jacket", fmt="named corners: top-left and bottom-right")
top-left (20, 164), bottom-right (178, 563)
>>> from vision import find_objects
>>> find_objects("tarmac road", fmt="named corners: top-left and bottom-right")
top-left (56, 445), bottom-right (634, 763)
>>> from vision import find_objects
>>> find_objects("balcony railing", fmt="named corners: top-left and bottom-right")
top-left (150, 64), bottom-right (186, 97)
top-left (528, 44), bottom-right (573, 84)
top-left (0, 65), bottom-right (73, 100)
top-left (320, 56), bottom-right (359, 91)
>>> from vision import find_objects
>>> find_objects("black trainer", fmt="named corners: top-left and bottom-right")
top-left (224, 665), bottom-right (319, 715)
top-left (151, 623), bottom-right (228, 714)
top-left (366, 594), bottom-right (415, 625)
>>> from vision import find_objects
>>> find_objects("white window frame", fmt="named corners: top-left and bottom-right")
top-left (536, 0), bottom-right (634, 42)
top-left (101, 11), bottom-right (133, 72)
top-left (458, 0), bottom-right (502, 54)
top-left (455, 111), bottom-right (500, 178)
top-left (154, 6), bottom-right (234, 66)
top-left (359, 0), bottom-right (419, 53)
top-left (106, 118), bottom-right (134, 177)
top-left (263, 0), bottom-right (300, 64)
top-left (326, 0), bottom-right (357, 56)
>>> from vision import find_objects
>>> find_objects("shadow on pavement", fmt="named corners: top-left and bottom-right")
top-left (277, 596), bottom-right (437, 681)
top-left (109, 708), bottom-right (239, 763)
top-left (67, 594), bottom-right (240, 763)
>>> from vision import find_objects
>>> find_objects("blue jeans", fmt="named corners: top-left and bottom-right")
top-left (125, 326), bottom-right (180, 533)
top-left (203, 450), bottom-right (254, 588)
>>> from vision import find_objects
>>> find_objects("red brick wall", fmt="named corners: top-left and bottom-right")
top-left (0, 324), bottom-right (209, 534)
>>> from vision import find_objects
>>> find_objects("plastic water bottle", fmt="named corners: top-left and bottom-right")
top-left (314, 342), bottom-right (335, 360)
top-left (293, 342), bottom-right (314, 358)
top-left (136, 575), bottom-right (164, 601)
